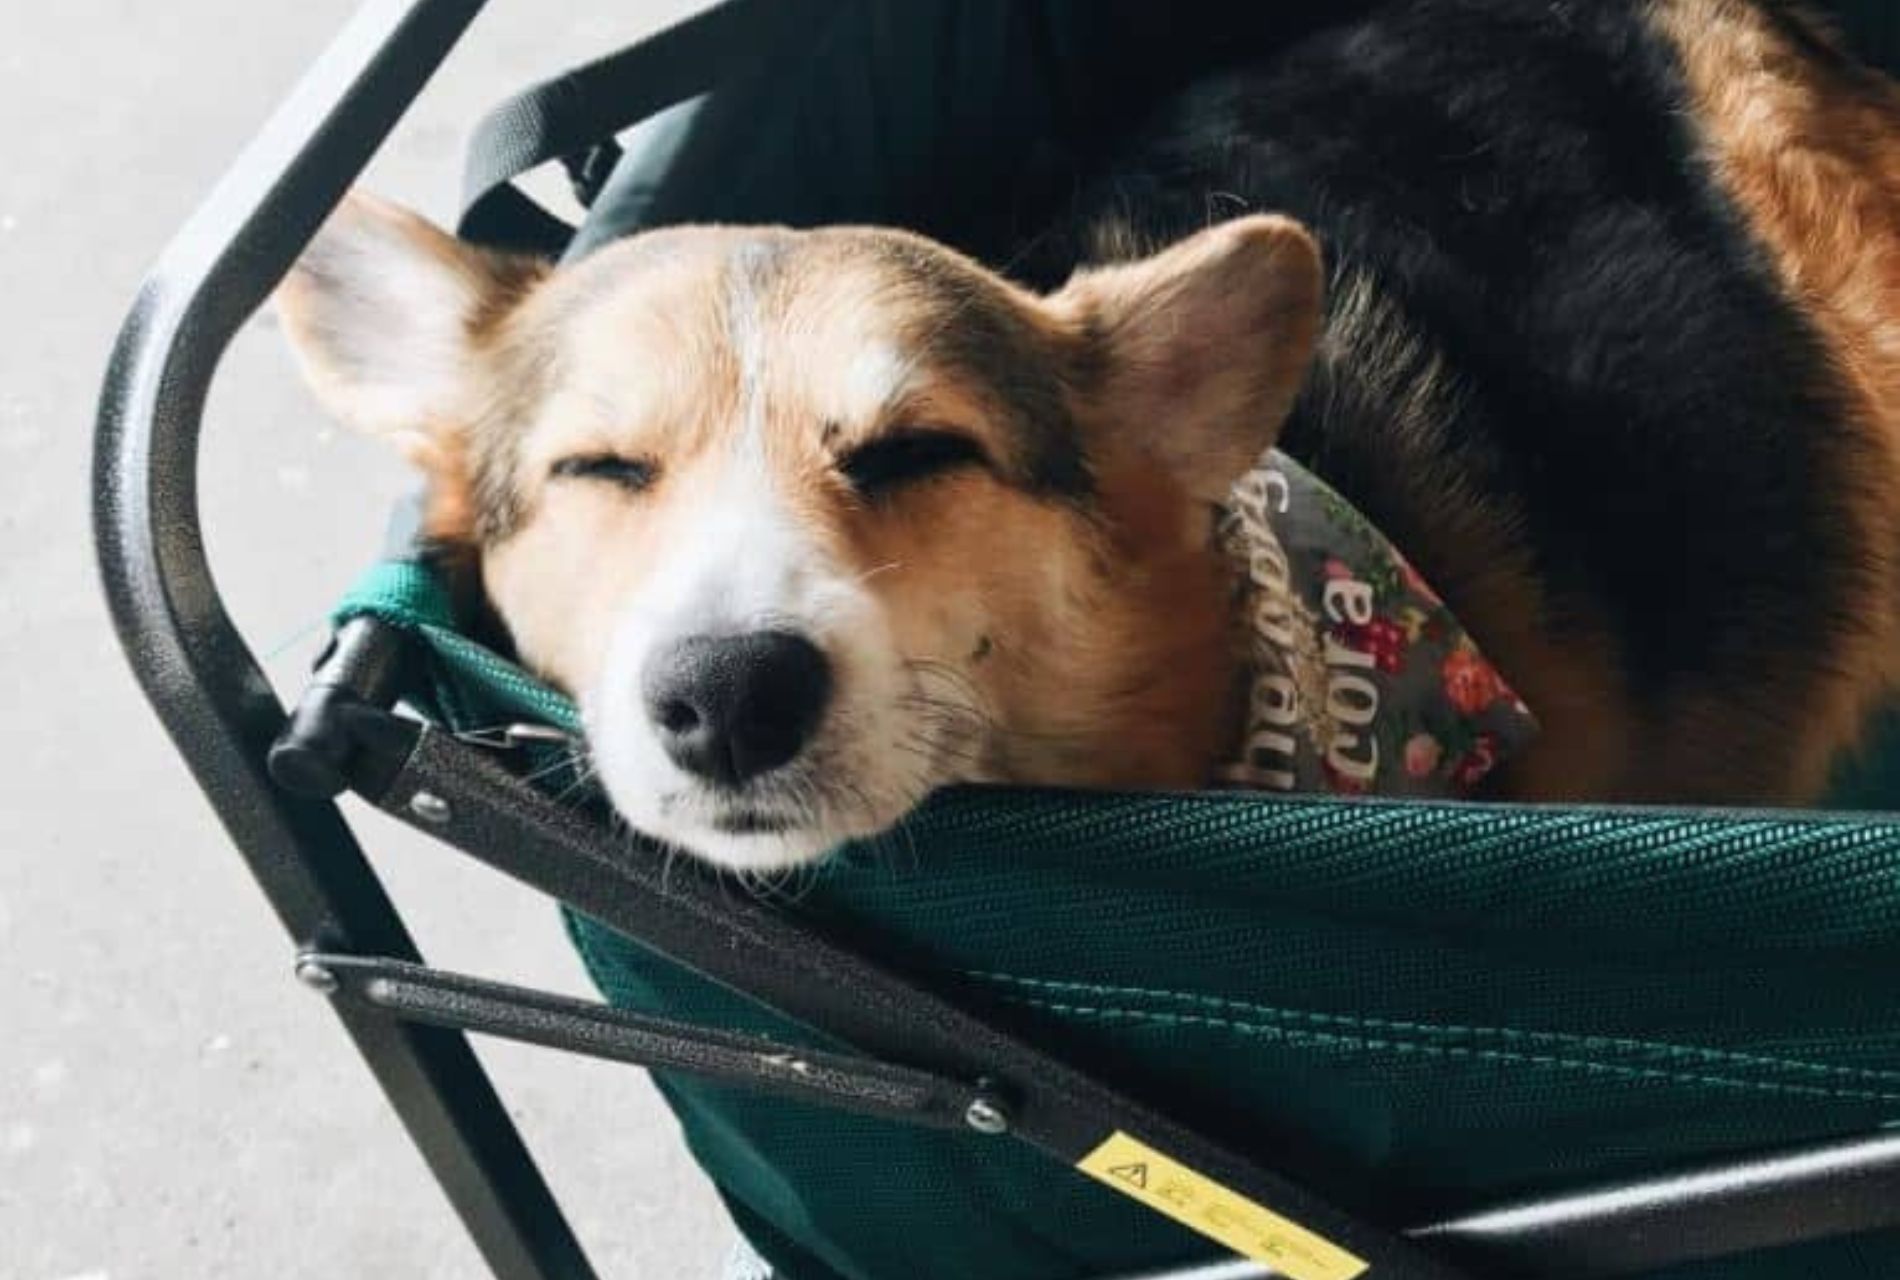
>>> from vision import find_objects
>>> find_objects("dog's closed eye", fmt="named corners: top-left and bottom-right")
top-left (838, 428), bottom-right (987, 500)
top-left (550, 453), bottom-right (659, 493)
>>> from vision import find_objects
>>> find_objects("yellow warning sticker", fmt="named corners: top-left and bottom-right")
top-left (1076, 1132), bottom-right (1369, 1280)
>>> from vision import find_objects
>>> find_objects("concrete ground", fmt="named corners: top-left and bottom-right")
top-left (2, 3), bottom-right (740, 1276)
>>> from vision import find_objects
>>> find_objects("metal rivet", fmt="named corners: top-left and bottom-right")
top-left (408, 791), bottom-right (451, 824)
top-left (964, 1098), bottom-right (1010, 1135)
top-left (294, 958), bottom-right (338, 994)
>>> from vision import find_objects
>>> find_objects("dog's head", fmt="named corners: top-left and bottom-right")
top-left (278, 194), bottom-right (1321, 869)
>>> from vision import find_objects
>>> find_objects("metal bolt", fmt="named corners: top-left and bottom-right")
top-left (964, 1097), bottom-right (1011, 1135)
top-left (294, 957), bottom-right (338, 994)
top-left (408, 790), bottom-right (451, 824)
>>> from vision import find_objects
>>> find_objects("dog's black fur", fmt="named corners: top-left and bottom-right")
top-left (1025, 0), bottom-right (1885, 796)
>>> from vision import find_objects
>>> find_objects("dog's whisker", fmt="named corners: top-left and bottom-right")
top-left (519, 748), bottom-right (589, 787)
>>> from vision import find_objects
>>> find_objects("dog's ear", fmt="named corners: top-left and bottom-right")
top-left (274, 191), bottom-right (546, 475)
top-left (1054, 215), bottom-right (1323, 505)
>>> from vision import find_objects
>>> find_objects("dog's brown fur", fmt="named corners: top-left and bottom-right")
top-left (1648, 0), bottom-right (1900, 796)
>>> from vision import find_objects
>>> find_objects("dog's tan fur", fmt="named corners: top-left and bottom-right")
top-left (274, 194), bottom-right (548, 546)
top-left (280, 207), bottom-right (1323, 858)
top-left (1647, 0), bottom-right (1900, 796)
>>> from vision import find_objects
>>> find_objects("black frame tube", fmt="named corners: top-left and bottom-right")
top-left (92, 2), bottom-right (1900, 1277)
top-left (310, 951), bottom-right (1002, 1131)
top-left (92, 3), bottom-right (595, 1278)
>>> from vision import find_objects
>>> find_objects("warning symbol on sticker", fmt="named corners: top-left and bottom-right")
top-left (1077, 1132), bottom-right (1368, 1280)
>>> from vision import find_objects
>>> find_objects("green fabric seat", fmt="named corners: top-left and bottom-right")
top-left (336, 559), bottom-right (1900, 1280)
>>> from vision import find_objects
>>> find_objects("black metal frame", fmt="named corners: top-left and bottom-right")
top-left (92, 2), bottom-right (1900, 1277)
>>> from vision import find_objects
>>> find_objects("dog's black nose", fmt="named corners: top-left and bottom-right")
top-left (642, 631), bottom-right (832, 787)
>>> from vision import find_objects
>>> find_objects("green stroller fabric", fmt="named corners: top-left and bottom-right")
top-left (336, 560), bottom-right (1900, 1280)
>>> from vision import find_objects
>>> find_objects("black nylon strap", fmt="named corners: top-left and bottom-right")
top-left (457, 0), bottom-right (806, 254)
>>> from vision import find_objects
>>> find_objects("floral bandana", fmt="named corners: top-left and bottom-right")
top-left (1218, 452), bottom-right (1538, 797)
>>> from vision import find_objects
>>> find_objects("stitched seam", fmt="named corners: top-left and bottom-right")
top-left (966, 970), bottom-right (1900, 1089)
top-left (994, 995), bottom-right (1900, 1105)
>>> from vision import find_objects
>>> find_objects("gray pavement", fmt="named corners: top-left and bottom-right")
top-left (2, 3), bottom-right (737, 1276)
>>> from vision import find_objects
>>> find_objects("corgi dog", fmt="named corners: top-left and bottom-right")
top-left (280, 0), bottom-right (1900, 870)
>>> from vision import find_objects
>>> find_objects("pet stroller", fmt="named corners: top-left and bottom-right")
top-left (94, 2), bottom-right (1900, 1276)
